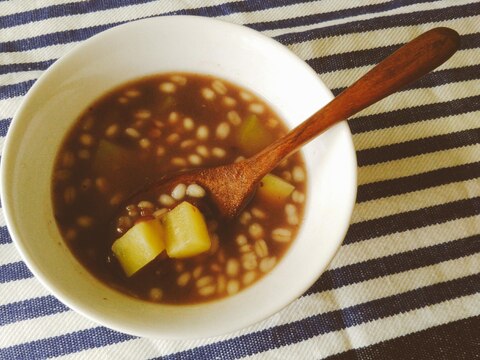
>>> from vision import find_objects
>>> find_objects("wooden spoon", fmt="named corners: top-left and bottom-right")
top-left (142, 27), bottom-right (460, 218)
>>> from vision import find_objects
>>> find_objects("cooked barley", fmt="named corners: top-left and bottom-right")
top-left (183, 117), bottom-right (195, 131)
top-left (159, 194), bottom-right (175, 206)
top-left (186, 184), bottom-right (206, 198)
top-left (171, 183), bottom-right (186, 200)
top-left (226, 259), bottom-right (240, 277)
top-left (259, 257), bottom-right (276, 273)
top-left (226, 280), bottom-right (240, 295)
top-left (149, 288), bottom-right (163, 301)
top-left (125, 127), bottom-right (140, 138)
top-left (77, 215), bottom-right (93, 228)
top-left (216, 122), bottom-right (230, 139)
top-left (271, 228), bottom-right (292, 242)
top-left (201, 87), bottom-right (216, 100)
top-left (188, 154), bottom-right (202, 165)
top-left (212, 80), bottom-right (227, 94)
top-left (159, 82), bottom-right (176, 93)
top-left (227, 110), bottom-right (242, 126)
top-left (254, 239), bottom-right (269, 258)
top-left (196, 125), bottom-right (209, 140)
top-left (223, 96), bottom-right (237, 107)
top-left (212, 147), bottom-right (226, 158)
top-left (196, 145), bottom-right (209, 157)
top-left (139, 138), bottom-right (151, 149)
top-left (292, 166), bottom-right (306, 182)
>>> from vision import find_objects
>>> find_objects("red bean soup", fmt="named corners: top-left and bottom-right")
top-left (52, 73), bottom-right (307, 304)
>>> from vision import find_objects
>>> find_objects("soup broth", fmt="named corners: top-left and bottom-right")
top-left (52, 73), bottom-right (307, 304)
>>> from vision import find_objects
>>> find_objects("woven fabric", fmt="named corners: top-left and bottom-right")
top-left (1, 1), bottom-right (479, 359)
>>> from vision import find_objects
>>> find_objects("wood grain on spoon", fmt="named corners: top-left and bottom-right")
top-left (151, 27), bottom-right (460, 218)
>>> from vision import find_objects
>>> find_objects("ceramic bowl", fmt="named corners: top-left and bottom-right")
top-left (0, 15), bottom-right (356, 338)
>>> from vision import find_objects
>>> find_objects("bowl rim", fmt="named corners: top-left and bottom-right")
top-left (0, 15), bottom-right (357, 338)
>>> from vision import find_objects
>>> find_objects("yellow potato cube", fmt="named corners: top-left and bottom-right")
top-left (257, 173), bottom-right (295, 204)
top-left (162, 201), bottom-right (211, 258)
top-left (111, 219), bottom-right (166, 277)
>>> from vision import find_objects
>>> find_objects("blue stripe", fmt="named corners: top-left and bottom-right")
top-left (308, 234), bottom-right (480, 295)
top-left (357, 162), bottom-right (480, 203)
top-left (0, 295), bottom-right (69, 326)
top-left (357, 128), bottom-right (480, 166)
top-left (275, 2), bottom-right (480, 45)
top-left (1, 274), bottom-right (477, 359)
top-left (0, 261), bottom-right (32, 283)
top-left (345, 197), bottom-right (480, 244)
top-left (348, 95), bottom-right (480, 134)
top-left (0, 59), bottom-right (55, 75)
top-left (331, 63), bottom-right (480, 95)
top-left (0, 80), bottom-right (36, 101)
top-left (0, 327), bottom-right (134, 360)
top-left (0, 22), bottom-right (119, 53)
top-left (0, 226), bottom-right (12, 245)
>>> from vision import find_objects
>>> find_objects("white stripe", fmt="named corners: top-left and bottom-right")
top-left (353, 111), bottom-right (480, 151)
top-left (0, 0), bottom-right (85, 16)
top-left (0, 0), bottom-right (239, 42)
top-left (266, 0), bottom-right (477, 39)
top-left (0, 210), bottom-right (6, 227)
top-left (0, 43), bottom-right (76, 74)
top-left (217, 0), bottom-right (388, 25)
top-left (0, 71), bottom-right (41, 87)
top-left (0, 277), bottom-right (50, 306)
top-left (357, 144), bottom-right (480, 185)
top-left (0, 243), bottom-right (22, 267)
top-left (0, 96), bottom-right (25, 122)
top-left (287, 13), bottom-right (479, 62)
top-left (0, 310), bottom-right (96, 348)
top-left (56, 254), bottom-right (479, 358)
top-left (331, 215), bottom-right (480, 269)
top-left (317, 46), bottom-right (480, 91)
top-left (248, 293), bottom-right (480, 359)
top-left (0, 136), bottom-right (6, 156)
top-left (348, 78), bottom-right (479, 120)
top-left (351, 178), bottom-right (480, 223)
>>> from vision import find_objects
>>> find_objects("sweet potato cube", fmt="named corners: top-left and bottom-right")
top-left (162, 201), bottom-right (211, 258)
top-left (111, 219), bottom-right (166, 277)
top-left (237, 114), bottom-right (274, 156)
top-left (257, 173), bottom-right (295, 203)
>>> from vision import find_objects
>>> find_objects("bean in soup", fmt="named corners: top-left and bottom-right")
top-left (52, 73), bottom-right (307, 304)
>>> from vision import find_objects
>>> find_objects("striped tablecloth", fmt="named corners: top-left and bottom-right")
top-left (1, 1), bottom-right (479, 359)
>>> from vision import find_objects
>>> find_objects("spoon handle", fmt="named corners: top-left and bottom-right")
top-left (247, 27), bottom-right (460, 178)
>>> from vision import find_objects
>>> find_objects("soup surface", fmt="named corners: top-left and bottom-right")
top-left (52, 73), bottom-right (307, 304)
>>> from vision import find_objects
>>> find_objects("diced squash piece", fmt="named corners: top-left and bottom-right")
top-left (256, 173), bottom-right (295, 203)
top-left (237, 114), bottom-right (274, 156)
top-left (93, 140), bottom-right (133, 176)
top-left (111, 219), bottom-right (166, 277)
top-left (162, 201), bottom-right (211, 258)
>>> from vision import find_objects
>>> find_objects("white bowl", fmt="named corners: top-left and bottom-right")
top-left (0, 16), bottom-right (356, 338)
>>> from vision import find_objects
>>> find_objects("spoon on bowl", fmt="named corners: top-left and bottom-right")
top-left (138, 27), bottom-right (460, 218)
